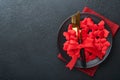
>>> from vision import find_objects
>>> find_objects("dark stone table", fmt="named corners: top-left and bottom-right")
top-left (0, 0), bottom-right (119, 80)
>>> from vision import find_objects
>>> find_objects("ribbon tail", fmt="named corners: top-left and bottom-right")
top-left (66, 55), bottom-right (78, 70)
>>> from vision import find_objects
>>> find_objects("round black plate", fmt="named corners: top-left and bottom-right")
top-left (57, 12), bottom-right (112, 68)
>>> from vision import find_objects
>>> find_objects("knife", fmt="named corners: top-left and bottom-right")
top-left (71, 11), bottom-right (86, 68)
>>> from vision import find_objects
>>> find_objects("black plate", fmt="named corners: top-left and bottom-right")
top-left (57, 12), bottom-right (112, 68)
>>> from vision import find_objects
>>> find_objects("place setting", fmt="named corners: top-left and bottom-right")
top-left (57, 7), bottom-right (119, 76)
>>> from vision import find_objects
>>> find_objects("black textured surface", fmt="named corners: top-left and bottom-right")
top-left (0, 0), bottom-right (119, 80)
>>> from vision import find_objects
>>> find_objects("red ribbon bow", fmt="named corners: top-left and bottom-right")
top-left (63, 18), bottom-right (110, 70)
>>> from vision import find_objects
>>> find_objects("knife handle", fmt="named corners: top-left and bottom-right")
top-left (80, 48), bottom-right (86, 68)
